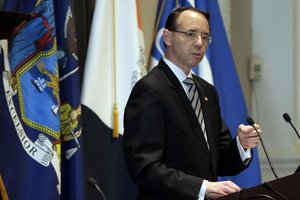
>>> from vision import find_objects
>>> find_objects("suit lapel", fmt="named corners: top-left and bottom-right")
top-left (158, 60), bottom-right (211, 158)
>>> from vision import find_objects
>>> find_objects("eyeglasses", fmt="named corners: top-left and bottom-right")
top-left (170, 30), bottom-right (212, 45)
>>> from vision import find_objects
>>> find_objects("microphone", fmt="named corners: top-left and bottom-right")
top-left (282, 113), bottom-right (300, 173)
top-left (246, 117), bottom-right (279, 179)
top-left (88, 177), bottom-right (108, 200)
top-left (282, 113), bottom-right (300, 140)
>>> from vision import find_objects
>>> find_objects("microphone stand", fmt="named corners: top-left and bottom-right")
top-left (247, 117), bottom-right (279, 179)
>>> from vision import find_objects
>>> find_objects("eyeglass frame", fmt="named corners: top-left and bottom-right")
top-left (169, 30), bottom-right (212, 45)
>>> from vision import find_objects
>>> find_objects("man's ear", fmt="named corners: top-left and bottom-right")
top-left (163, 29), bottom-right (172, 47)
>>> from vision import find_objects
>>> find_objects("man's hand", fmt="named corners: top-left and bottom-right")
top-left (237, 124), bottom-right (261, 149)
top-left (206, 181), bottom-right (240, 199)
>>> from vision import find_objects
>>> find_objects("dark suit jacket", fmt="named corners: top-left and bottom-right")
top-left (123, 59), bottom-right (250, 200)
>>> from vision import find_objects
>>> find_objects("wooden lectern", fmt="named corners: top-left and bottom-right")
top-left (218, 172), bottom-right (300, 200)
top-left (0, 10), bottom-right (31, 41)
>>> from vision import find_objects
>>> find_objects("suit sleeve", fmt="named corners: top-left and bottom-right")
top-left (123, 80), bottom-right (202, 199)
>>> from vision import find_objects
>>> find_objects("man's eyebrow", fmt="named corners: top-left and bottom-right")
top-left (186, 29), bottom-right (197, 32)
top-left (184, 28), bottom-right (209, 33)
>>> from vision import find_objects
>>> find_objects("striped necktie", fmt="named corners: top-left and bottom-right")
top-left (183, 77), bottom-right (209, 147)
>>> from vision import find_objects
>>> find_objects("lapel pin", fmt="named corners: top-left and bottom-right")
top-left (204, 97), bottom-right (208, 101)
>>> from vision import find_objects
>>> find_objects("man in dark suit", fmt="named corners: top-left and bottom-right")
top-left (123, 7), bottom-right (261, 200)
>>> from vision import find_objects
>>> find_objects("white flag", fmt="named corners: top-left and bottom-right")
top-left (81, 0), bottom-right (147, 137)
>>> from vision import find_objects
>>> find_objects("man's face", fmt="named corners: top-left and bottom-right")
top-left (164, 10), bottom-right (210, 70)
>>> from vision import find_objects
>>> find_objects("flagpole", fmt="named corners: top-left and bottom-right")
top-left (112, 0), bottom-right (119, 138)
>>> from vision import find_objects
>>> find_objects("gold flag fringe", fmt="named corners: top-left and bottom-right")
top-left (0, 174), bottom-right (9, 200)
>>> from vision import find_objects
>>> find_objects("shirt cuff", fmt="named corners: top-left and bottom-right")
top-left (236, 136), bottom-right (251, 163)
top-left (198, 180), bottom-right (208, 200)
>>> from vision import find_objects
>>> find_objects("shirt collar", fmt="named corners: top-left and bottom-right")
top-left (162, 57), bottom-right (193, 82)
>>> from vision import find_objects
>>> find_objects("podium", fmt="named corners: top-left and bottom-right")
top-left (218, 172), bottom-right (300, 200)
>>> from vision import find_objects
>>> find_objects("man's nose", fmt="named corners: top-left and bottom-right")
top-left (194, 35), bottom-right (204, 46)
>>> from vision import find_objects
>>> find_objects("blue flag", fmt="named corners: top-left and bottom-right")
top-left (0, 0), bottom-right (83, 199)
top-left (53, 0), bottom-right (84, 199)
top-left (150, 0), bottom-right (261, 188)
